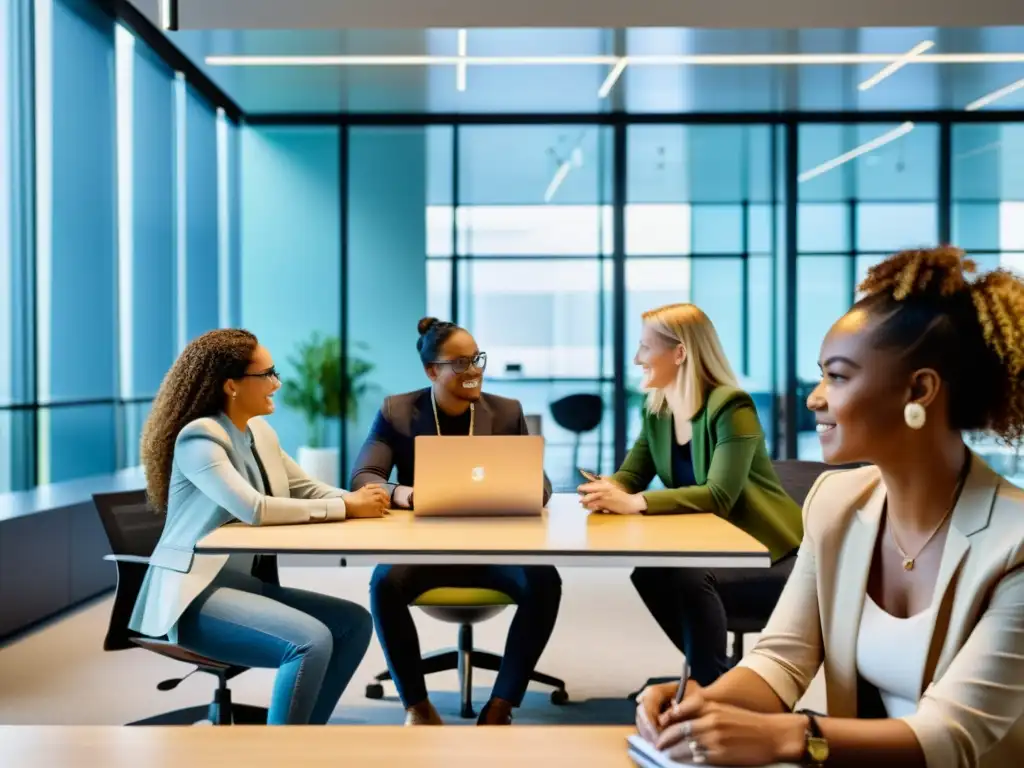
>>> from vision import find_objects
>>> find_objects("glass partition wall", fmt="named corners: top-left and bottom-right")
top-left (342, 116), bottom-right (1024, 490)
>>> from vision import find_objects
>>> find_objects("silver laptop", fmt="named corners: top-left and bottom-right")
top-left (412, 435), bottom-right (545, 517)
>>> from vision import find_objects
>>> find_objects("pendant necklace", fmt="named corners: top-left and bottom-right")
top-left (431, 390), bottom-right (474, 436)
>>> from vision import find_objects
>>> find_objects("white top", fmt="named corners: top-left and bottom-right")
top-left (856, 594), bottom-right (935, 718)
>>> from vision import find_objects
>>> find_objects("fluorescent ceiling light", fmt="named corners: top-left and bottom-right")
top-left (205, 52), bottom-right (1024, 67)
top-left (965, 77), bottom-right (1024, 111)
top-left (858, 40), bottom-right (934, 91)
top-left (598, 58), bottom-right (628, 98)
top-left (159, 0), bottom-right (172, 29)
top-left (798, 122), bottom-right (915, 183)
top-left (456, 29), bottom-right (467, 91)
top-left (544, 147), bottom-right (584, 203)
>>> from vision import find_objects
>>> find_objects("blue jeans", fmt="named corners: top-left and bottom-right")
top-left (175, 569), bottom-right (373, 725)
top-left (369, 564), bottom-right (562, 708)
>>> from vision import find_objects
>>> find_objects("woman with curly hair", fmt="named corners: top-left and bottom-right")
top-left (639, 247), bottom-right (1024, 768)
top-left (129, 329), bottom-right (389, 725)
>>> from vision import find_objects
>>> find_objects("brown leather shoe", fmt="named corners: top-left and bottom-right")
top-left (476, 699), bottom-right (513, 726)
top-left (405, 701), bottom-right (443, 726)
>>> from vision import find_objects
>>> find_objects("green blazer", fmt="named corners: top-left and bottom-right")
top-left (611, 385), bottom-right (803, 562)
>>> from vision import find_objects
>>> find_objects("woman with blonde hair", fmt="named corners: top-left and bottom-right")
top-left (579, 303), bottom-right (803, 685)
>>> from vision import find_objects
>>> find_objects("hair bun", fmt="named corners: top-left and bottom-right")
top-left (858, 246), bottom-right (976, 302)
top-left (417, 317), bottom-right (440, 336)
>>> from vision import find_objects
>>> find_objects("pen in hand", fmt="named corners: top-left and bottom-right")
top-left (674, 655), bottom-right (690, 705)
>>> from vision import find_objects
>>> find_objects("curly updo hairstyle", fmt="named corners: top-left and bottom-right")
top-left (855, 246), bottom-right (1024, 444)
top-left (141, 329), bottom-right (258, 512)
top-left (415, 317), bottom-right (463, 366)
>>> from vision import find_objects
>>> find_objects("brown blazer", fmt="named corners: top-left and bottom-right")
top-left (737, 454), bottom-right (1024, 768)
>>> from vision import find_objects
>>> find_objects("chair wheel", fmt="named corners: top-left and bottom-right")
top-left (365, 683), bottom-right (384, 700)
top-left (550, 688), bottom-right (569, 705)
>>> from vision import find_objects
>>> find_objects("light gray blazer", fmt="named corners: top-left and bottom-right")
top-left (129, 413), bottom-right (351, 641)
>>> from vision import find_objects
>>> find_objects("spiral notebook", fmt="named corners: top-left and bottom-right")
top-left (627, 734), bottom-right (791, 768)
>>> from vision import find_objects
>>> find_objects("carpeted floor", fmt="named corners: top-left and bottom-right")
top-left (0, 566), bottom-right (825, 726)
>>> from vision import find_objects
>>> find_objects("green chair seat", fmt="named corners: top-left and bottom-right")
top-left (413, 588), bottom-right (514, 607)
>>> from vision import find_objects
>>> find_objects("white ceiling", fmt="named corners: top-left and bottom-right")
top-left (145, 26), bottom-right (1024, 115)
top-left (133, 0), bottom-right (1024, 31)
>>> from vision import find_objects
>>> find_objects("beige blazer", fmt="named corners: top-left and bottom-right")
top-left (738, 454), bottom-right (1024, 768)
top-left (129, 414), bottom-right (350, 641)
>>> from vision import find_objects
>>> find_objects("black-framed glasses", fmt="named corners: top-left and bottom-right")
top-left (430, 352), bottom-right (487, 374)
top-left (241, 366), bottom-right (280, 380)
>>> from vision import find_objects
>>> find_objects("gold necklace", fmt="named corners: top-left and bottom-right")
top-left (430, 390), bottom-right (474, 436)
top-left (888, 455), bottom-right (970, 572)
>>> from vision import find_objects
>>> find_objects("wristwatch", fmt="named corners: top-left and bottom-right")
top-left (795, 709), bottom-right (829, 765)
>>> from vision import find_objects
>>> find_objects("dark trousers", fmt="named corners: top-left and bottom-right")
top-left (630, 553), bottom-right (796, 686)
top-left (369, 564), bottom-right (562, 708)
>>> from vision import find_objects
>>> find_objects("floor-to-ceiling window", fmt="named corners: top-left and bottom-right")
top-left (626, 125), bottom-right (780, 462)
top-left (340, 115), bottom-right (1024, 484)
top-left (0, 0), bottom-right (242, 490)
top-left (795, 122), bottom-right (940, 459)
top-left (952, 123), bottom-right (1024, 483)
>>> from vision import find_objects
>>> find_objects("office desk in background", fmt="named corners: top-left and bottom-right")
top-left (0, 725), bottom-right (639, 768)
top-left (196, 493), bottom-right (770, 569)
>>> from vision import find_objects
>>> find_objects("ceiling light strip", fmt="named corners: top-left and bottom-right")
top-left (965, 77), bottom-right (1024, 111)
top-left (598, 58), bottom-right (628, 98)
top-left (544, 161), bottom-right (572, 202)
top-left (204, 52), bottom-right (1024, 68)
top-left (858, 40), bottom-right (934, 91)
top-left (798, 122), bottom-right (915, 183)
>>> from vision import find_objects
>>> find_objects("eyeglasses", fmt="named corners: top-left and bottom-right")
top-left (241, 366), bottom-right (280, 380)
top-left (431, 352), bottom-right (487, 374)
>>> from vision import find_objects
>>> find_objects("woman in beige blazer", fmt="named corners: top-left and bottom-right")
top-left (636, 247), bottom-right (1024, 768)
top-left (131, 329), bottom-right (390, 725)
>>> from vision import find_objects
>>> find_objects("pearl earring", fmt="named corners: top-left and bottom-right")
top-left (904, 402), bottom-right (926, 430)
top-left (231, 392), bottom-right (237, 400)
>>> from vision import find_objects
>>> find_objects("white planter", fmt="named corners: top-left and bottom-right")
top-left (296, 446), bottom-right (340, 487)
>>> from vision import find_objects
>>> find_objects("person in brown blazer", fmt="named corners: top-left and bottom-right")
top-left (636, 247), bottom-right (1024, 768)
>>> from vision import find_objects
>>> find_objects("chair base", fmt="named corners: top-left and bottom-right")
top-left (129, 703), bottom-right (267, 726)
top-left (367, 623), bottom-right (568, 718)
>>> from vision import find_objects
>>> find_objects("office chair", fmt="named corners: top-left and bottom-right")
top-left (92, 490), bottom-right (267, 726)
top-left (550, 394), bottom-right (603, 474)
top-left (365, 587), bottom-right (569, 718)
top-left (627, 459), bottom-right (836, 698)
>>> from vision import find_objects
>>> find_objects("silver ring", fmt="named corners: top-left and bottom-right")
top-left (688, 739), bottom-right (706, 764)
top-left (679, 720), bottom-right (693, 739)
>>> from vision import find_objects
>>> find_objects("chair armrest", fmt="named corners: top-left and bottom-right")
top-left (103, 554), bottom-right (150, 565)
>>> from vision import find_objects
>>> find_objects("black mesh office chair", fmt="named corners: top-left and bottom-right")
top-left (92, 490), bottom-right (267, 726)
top-left (721, 459), bottom-right (832, 666)
top-left (628, 459), bottom-right (835, 697)
top-left (550, 394), bottom-right (604, 471)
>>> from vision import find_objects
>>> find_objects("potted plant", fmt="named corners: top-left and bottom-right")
top-left (280, 333), bottom-right (375, 485)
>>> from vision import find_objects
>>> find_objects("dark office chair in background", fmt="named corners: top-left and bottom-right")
top-left (92, 490), bottom-right (267, 726)
top-left (721, 459), bottom-right (832, 666)
top-left (549, 394), bottom-right (603, 474)
top-left (627, 459), bottom-right (833, 697)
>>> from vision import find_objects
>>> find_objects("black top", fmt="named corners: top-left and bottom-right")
top-left (434, 405), bottom-right (472, 436)
top-left (672, 439), bottom-right (697, 488)
top-left (350, 387), bottom-right (553, 505)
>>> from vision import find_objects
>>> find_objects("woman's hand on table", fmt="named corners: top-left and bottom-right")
top-left (392, 485), bottom-right (414, 509)
top-left (577, 479), bottom-right (647, 515)
top-left (635, 679), bottom-right (701, 744)
top-left (345, 484), bottom-right (390, 518)
top-left (655, 690), bottom-right (806, 766)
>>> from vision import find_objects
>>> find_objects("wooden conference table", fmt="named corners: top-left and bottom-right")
top-left (0, 726), bottom-right (640, 768)
top-left (195, 493), bottom-right (770, 569)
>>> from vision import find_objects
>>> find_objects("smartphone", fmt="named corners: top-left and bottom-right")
top-left (578, 468), bottom-right (600, 482)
